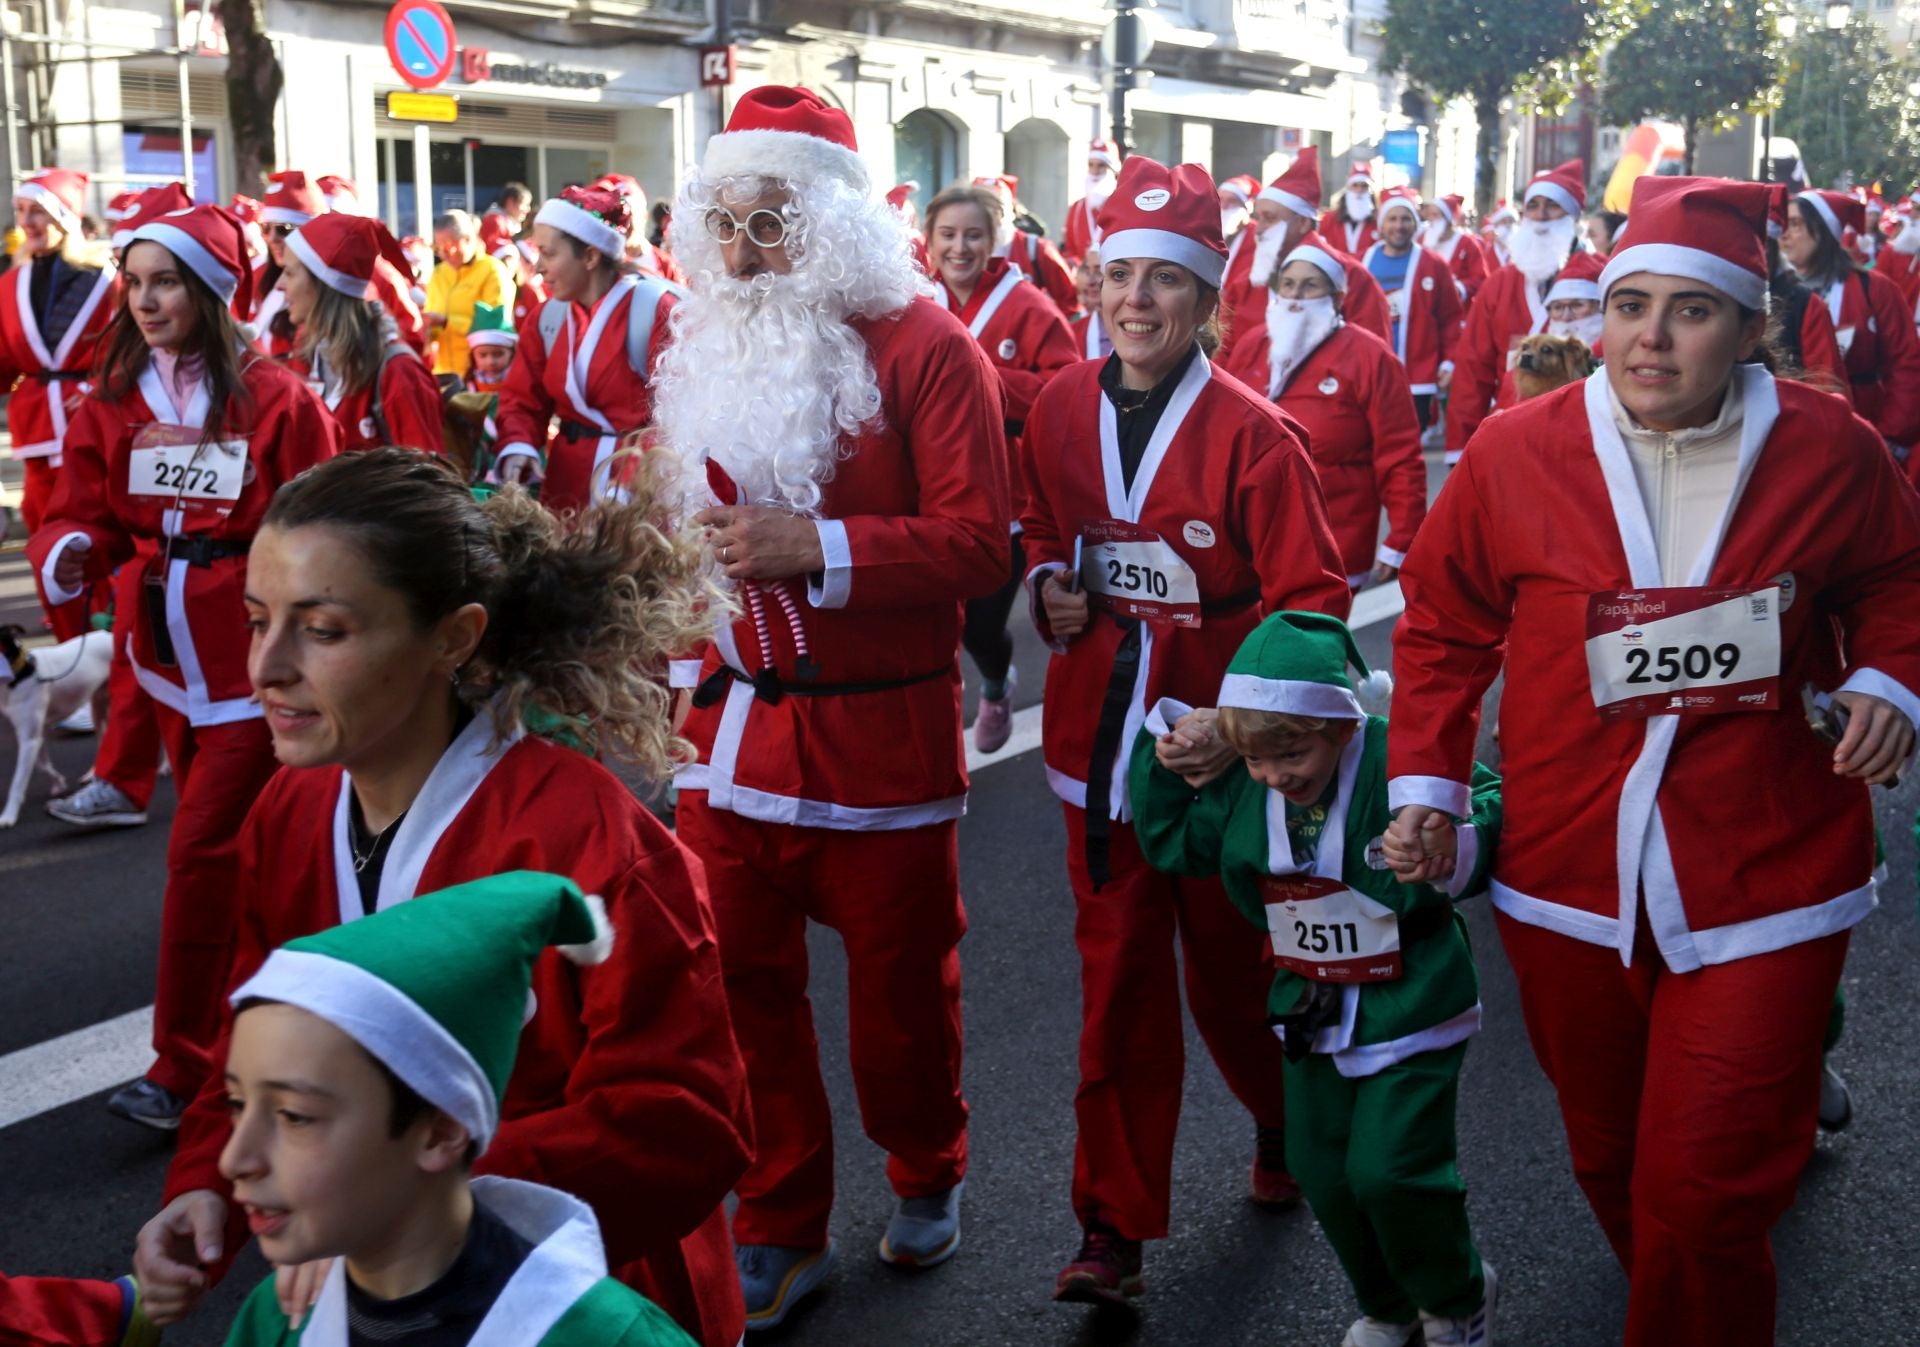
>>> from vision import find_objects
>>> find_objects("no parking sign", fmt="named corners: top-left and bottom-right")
top-left (385, 0), bottom-right (458, 90)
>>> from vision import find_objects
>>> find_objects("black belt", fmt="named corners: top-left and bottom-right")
top-left (167, 535), bottom-right (252, 567)
top-left (557, 419), bottom-right (605, 440)
top-left (690, 660), bottom-right (953, 709)
top-left (1850, 370), bottom-right (1883, 387)
top-left (29, 369), bottom-right (85, 383)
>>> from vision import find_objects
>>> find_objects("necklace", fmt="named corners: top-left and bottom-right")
top-left (349, 801), bottom-right (407, 875)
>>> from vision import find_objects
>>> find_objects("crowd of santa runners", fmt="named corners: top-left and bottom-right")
top-left (2, 80), bottom-right (1918, 1347)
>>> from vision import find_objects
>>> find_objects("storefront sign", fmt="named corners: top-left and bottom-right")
top-left (386, 0), bottom-right (458, 91)
top-left (387, 91), bottom-right (460, 122)
top-left (1382, 128), bottom-right (1424, 170)
top-left (699, 46), bottom-right (736, 88)
top-left (459, 48), bottom-right (610, 89)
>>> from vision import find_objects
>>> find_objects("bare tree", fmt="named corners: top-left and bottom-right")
top-left (216, 0), bottom-right (282, 195)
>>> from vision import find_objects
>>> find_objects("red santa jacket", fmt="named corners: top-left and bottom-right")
top-left (1434, 229), bottom-right (1491, 310)
top-left (1070, 309), bottom-right (1112, 362)
top-left (512, 270), bottom-right (551, 333)
top-left (494, 276), bottom-right (678, 494)
top-left (1063, 196), bottom-right (1099, 266)
top-left (0, 256), bottom-right (118, 462)
top-left (27, 356), bottom-right (341, 725)
top-left (938, 258), bottom-right (1079, 428)
top-left (288, 344), bottom-right (445, 454)
top-left (1319, 208), bottom-right (1377, 259)
top-left (1006, 229), bottom-right (1079, 318)
top-left (1218, 230), bottom-right (1391, 368)
top-left (0, 1274), bottom-right (129, 1346)
top-left (1818, 268), bottom-right (1920, 447)
top-left (1444, 262), bottom-right (1553, 458)
top-left (1268, 323), bottom-right (1427, 581)
top-left (1020, 352), bottom-right (1350, 819)
top-left (1874, 245), bottom-right (1920, 301)
top-left (1390, 367), bottom-right (1920, 971)
top-left (160, 725), bottom-right (752, 1347)
top-left (675, 296), bottom-right (1011, 829)
top-left (371, 258), bottom-right (428, 355)
top-left (1788, 285), bottom-right (1852, 405)
top-left (1362, 241), bottom-right (1462, 394)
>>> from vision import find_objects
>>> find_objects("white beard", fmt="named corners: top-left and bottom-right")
top-left (1419, 218), bottom-right (1449, 248)
top-left (1345, 190), bottom-right (1373, 224)
top-left (1265, 294), bottom-right (1341, 398)
top-left (1221, 205), bottom-right (1248, 240)
top-left (1492, 222), bottom-right (1514, 245)
top-left (1892, 225), bottom-right (1920, 256)
top-left (1548, 314), bottom-right (1604, 348)
top-left (1085, 172), bottom-right (1116, 210)
top-left (1250, 223), bottom-right (1289, 288)
top-left (1511, 217), bottom-right (1577, 284)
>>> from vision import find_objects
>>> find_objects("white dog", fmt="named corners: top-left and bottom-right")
top-left (0, 624), bottom-right (112, 828)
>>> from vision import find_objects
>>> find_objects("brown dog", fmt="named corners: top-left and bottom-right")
top-left (1513, 333), bottom-right (1596, 401)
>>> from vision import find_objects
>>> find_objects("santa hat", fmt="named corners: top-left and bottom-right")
top-left (702, 85), bottom-right (866, 193)
top-left (1258, 146), bottom-right (1323, 223)
top-left (128, 203), bottom-right (254, 317)
top-left (229, 193), bottom-right (263, 226)
top-left (287, 214), bottom-right (414, 300)
top-left (466, 300), bottom-right (518, 349)
top-left (1088, 138), bottom-right (1122, 173)
top-left (1487, 199), bottom-right (1517, 226)
top-left (1598, 175), bottom-right (1770, 313)
top-left (111, 183), bottom-right (194, 250)
top-left (230, 871), bottom-right (613, 1154)
top-left (533, 184), bottom-right (631, 260)
top-left (1375, 185), bottom-right (1420, 223)
top-left (15, 168), bottom-right (88, 236)
top-left (262, 170), bottom-right (325, 227)
top-left (1219, 174), bottom-right (1259, 207)
top-left (317, 175), bottom-right (365, 216)
top-left (1345, 164), bottom-right (1375, 191)
top-left (1432, 193), bottom-right (1465, 225)
top-left (1796, 188), bottom-right (1864, 245)
top-left (1095, 156), bottom-right (1227, 288)
top-left (1543, 249), bottom-right (1605, 306)
top-left (105, 190), bottom-right (141, 223)
top-left (592, 173), bottom-right (648, 233)
top-left (885, 182), bottom-right (919, 211)
top-left (1280, 230), bottom-right (1347, 292)
top-left (1217, 610), bottom-right (1391, 722)
top-left (1766, 183), bottom-right (1789, 240)
top-left (477, 210), bottom-right (520, 265)
top-left (1523, 159), bottom-right (1587, 217)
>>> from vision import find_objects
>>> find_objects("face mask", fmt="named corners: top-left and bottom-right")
top-left (1419, 218), bottom-right (1449, 247)
top-left (1549, 314), bottom-right (1604, 348)
top-left (1086, 171), bottom-right (1116, 208)
top-left (1265, 293), bottom-right (1341, 396)
top-left (1492, 221), bottom-right (1514, 244)
top-left (1345, 190), bottom-right (1372, 224)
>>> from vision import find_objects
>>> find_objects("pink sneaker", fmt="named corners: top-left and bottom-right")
top-left (971, 668), bottom-right (1018, 753)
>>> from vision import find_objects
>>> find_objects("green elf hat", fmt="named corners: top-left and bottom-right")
top-left (229, 871), bottom-right (612, 1152)
top-left (1217, 610), bottom-right (1394, 719)
top-left (466, 300), bottom-right (518, 350)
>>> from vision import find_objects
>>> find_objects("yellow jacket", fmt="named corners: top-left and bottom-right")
top-left (426, 252), bottom-right (512, 376)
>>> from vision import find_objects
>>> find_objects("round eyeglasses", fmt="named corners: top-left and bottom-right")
top-left (703, 206), bottom-right (789, 248)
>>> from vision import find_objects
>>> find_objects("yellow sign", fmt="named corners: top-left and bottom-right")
top-left (386, 91), bottom-right (458, 122)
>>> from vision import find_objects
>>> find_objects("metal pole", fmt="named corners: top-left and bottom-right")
top-left (713, 0), bottom-right (732, 154)
top-left (1110, 0), bottom-right (1140, 156)
top-left (463, 138), bottom-right (473, 211)
top-left (413, 121), bottom-right (432, 236)
top-left (1, 31), bottom-right (18, 205)
top-left (177, 48), bottom-right (194, 197)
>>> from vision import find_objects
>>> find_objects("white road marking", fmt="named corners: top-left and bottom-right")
top-left (0, 1004), bottom-right (152, 1130)
top-left (1350, 579), bottom-right (1405, 632)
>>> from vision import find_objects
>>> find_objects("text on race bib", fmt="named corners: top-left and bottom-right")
top-left (1078, 519), bottom-right (1203, 627)
top-left (1261, 874), bottom-right (1403, 983)
top-left (1584, 585), bottom-right (1782, 719)
top-left (127, 428), bottom-right (248, 506)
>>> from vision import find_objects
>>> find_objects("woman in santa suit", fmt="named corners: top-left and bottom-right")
top-left (249, 171), bottom-right (324, 359)
top-left (130, 449), bottom-right (751, 1347)
top-left (926, 183), bottom-right (1078, 750)
top-left (1257, 238), bottom-right (1426, 589)
top-left (495, 184), bottom-right (677, 513)
top-left (1780, 187), bottom-right (1920, 454)
top-left (279, 213), bottom-right (444, 454)
top-left (1387, 176), bottom-right (1920, 1347)
top-left (27, 205), bottom-right (343, 1128)
top-left (0, 169), bottom-right (119, 638)
top-left (1021, 155), bottom-right (1349, 1308)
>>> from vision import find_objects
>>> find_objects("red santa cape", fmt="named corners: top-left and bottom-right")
top-left (1816, 267), bottom-right (1920, 449)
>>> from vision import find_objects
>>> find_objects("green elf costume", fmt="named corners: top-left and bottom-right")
top-left (222, 871), bottom-right (695, 1347)
top-left (1128, 611), bottom-right (1500, 1345)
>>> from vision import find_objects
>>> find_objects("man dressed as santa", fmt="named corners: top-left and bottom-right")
top-left (1420, 193), bottom-right (1489, 311)
top-left (1217, 173), bottom-right (1258, 252)
top-left (1444, 159), bottom-right (1588, 463)
top-left (1363, 186), bottom-right (1462, 427)
top-left (657, 85), bottom-right (1012, 1331)
top-left (1063, 138), bottom-right (1120, 266)
top-left (1320, 162), bottom-right (1378, 256)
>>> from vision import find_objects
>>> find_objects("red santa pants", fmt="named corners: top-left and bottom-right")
top-left (677, 796), bottom-right (969, 1249)
top-left (1497, 911), bottom-right (1848, 1347)
top-left (145, 708), bottom-right (280, 1099)
top-left (1062, 803), bottom-right (1289, 1241)
top-left (614, 1210), bottom-right (744, 1347)
top-left (92, 563), bottom-right (162, 809)
top-left (0, 1274), bottom-right (128, 1347)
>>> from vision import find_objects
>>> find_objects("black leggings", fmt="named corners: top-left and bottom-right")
top-left (962, 531), bottom-right (1026, 686)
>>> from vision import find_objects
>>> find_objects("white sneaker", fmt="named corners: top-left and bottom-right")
top-left (1818, 1060), bottom-right (1853, 1132)
top-left (46, 778), bottom-right (146, 829)
top-left (1342, 1316), bottom-right (1420, 1347)
top-left (54, 703), bottom-right (94, 734)
top-left (1420, 1260), bottom-right (1496, 1346)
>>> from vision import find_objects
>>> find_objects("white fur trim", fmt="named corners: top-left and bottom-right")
top-left (1258, 186), bottom-right (1319, 222)
top-left (558, 891), bottom-right (615, 966)
top-left (1376, 197), bottom-right (1419, 222)
top-left (129, 222), bottom-right (240, 304)
top-left (1544, 277), bottom-right (1602, 305)
top-left (1100, 228), bottom-right (1226, 288)
top-left (1797, 190), bottom-right (1843, 244)
top-left (15, 182), bottom-right (80, 234)
top-left (1216, 672), bottom-right (1365, 720)
top-left (534, 198), bottom-right (624, 259)
top-left (260, 205), bottom-right (316, 227)
top-left (466, 328), bottom-right (518, 348)
top-left (1524, 180), bottom-right (1580, 218)
top-left (1387, 774), bottom-right (1471, 818)
top-left (1285, 244), bottom-right (1347, 291)
top-left (702, 127), bottom-right (870, 193)
top-left (285, 228), bottom-right (371, 299)
top-left (1599, 242), bottom-right (1767, 311)
top-left (1353, 669), bottom-right (1394, 716)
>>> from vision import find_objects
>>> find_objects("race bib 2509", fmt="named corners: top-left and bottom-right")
top-left (1584, 586), bottom-right (1782, 719)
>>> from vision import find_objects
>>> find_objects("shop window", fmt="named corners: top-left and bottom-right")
top-left (123, 126), bottom-right (218, 202)
top-left (1005, 118), bottom-right (1070, 237)
top-left (895, 109), bottom-right (961, 211)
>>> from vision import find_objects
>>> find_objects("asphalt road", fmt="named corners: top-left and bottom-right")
top-left (0, 454), bottom-right (1915, 1346)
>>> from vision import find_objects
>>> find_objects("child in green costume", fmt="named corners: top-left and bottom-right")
top-left (1129, 610), bottom-right (1500, 1347)
top-left (218, 871), bottom-right (694, 1347)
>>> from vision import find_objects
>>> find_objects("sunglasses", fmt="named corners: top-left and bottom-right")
top-left (267, 223), bottom-right (296, 238)
top-left (703, 206), bottom-right (789, 248)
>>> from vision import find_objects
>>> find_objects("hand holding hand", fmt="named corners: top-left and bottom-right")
top-left (1155, 707), bottom-right (1237, 787)
top-left (1384, 805), bottom-right (1457, 886)
top-left (274, 1258), bottom-right (335, 1328)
